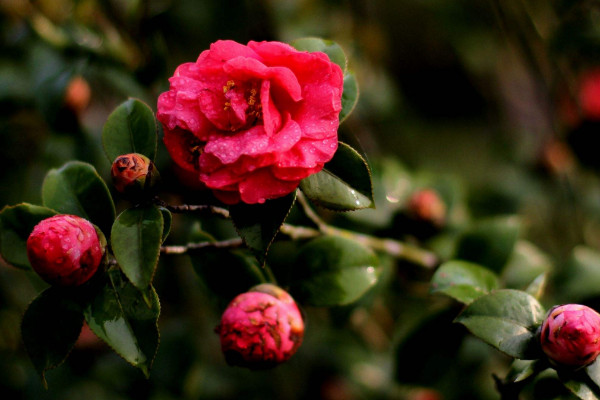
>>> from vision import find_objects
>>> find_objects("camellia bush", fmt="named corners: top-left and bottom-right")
top-left (7, 1), bottom-right (600, 399)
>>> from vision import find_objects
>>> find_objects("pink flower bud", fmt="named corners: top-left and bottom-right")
top-left (216, 284), bottom-right (304, 369)
top-left (26, 215), bottom-right (104, 286)
top-left (407, 189), bottom-right (446, 226)
top-left (540, 304), bottom-right (600, 367)
top-left (111, 153), bottom-right (159, 195)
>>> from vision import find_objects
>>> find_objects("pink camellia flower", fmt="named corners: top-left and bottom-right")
top-left (26, 215), bottom-right (104, 286)
top-left (157, 40), bottom-right (344, 204)
top-left (216, 283), bottom-right (304, 368)
top-left (111, 153), bottom-right (159, 194)
top-left (540, 304), bottom-right (600, 367)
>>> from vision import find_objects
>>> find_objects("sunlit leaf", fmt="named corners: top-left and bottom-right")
top-left (300, 142), bottom-right (374, 211)
top-left (455, 289), bottom-right (544, 359)
top-left (430, 260), bottom-right (499, 304)
top-left (84, 270), bottom-right (159, 377)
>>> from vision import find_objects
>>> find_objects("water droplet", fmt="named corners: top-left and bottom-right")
top-left (386, 194), bottom-right (400, 203)
top-left (77, 232), bottom-right (85, 242)
top-left (355, 200), bottom-right (360, 205)
top-left (176, 103), bottom-right (183, 110)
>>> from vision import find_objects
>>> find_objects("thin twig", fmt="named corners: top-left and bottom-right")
top-left (161, 238), bottom-right (243, 254)
top-left (156, 196), bottom-right (438, 268)
top-left (154, 197), bottom-right (230, 219)
top-left (296, 191), bottom-right (439, 268)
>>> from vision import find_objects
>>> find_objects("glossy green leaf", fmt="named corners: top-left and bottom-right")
top-left (41, 161), bottom-right (116, 236)
top-left (190, 248), bottom-right (267, 304)
top-left (229, 191), bottom-right (296, 265)
top-left (455, 289), bottom-right (545, 359)
top-left (300, 142), bottom-right (374, 211)
top-left (158, 207), bottom-right (171, 244)
top-left (454, 216), bottom-right (520, 274)
top-left (506, 360), bottom-right (547, 383)
top-left (21, 287), bottom-right (84, 387)
top-left (0, 204), bottom-right (57, 269)
top-left (587, 359), bottom-right (600, 390)
top-left (291, 38), bottom-right (347, 73)
top-left (102, 98), bottom-right (158, 162)
top-left (559, 370), bottom-right (600, 400)
top-left (340, 72), bottom-right (359, 123)
top-left (84, 270), bottom-right (160, 377)
top-left (525, 273), bottom-right (548, 300)
top-left (430, 260), bottom-right (499, 304)
top-left (111, 206), bottom-right (163, 289)
top-left (291, 235), bottom-right (379, 306)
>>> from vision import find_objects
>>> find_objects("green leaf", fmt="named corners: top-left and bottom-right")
top-left (229, 191), bottom-right (296, 265)
top-left (21, 287), bottom-right (84, 387)
top-left (0, 204), bottom-right (57, 269)
top-left (559, 370), bottom-right (600, 400)
top-left (190, 248), bottom-right (267, 304)
top-left (291, 38), bottom-right (347, 73)
top-left (84, 270), bottom-right (160, 377)
top-left (455, 289), bottom-right (545, 359)
top-left (291, 235), bottom-right (379, 306)
top-left (158, 207), bottom-right (171, 244)
top-left (430, 260), bottom-right (499, 304)
top-left (41, 161), bottom-right (116, 236)
top-left (587, 359), bottom-right (600, 390)
top-left (525, 273), bottom-right (548, 300)
top-left (300, 142), bottom-right (374, 211)
top-left (102, 98), bottom-right (158, 162)
top-left (340, 72), bottom-right (359, 123)
top-left (506, 360), bottom-right (547, 383)
top-left (111, 206), bottom-right (163, 289)
top-left (454, 216), bottom-right (520, 274)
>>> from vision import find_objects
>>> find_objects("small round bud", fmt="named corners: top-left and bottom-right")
top-left (407, 189), bottom-right (446, 227)
top-left (64, 76), bottom-right (91, 115)
top-left (216, 284), bottom-right (304, 369)
top-left (540, 304), bottom-right (600, 368)
top-left (26, 215), bottom-right (104, 286)
top-left (111, 153), bottom-right (159, 195)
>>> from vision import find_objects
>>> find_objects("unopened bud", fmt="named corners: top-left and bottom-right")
top-left (64, 76), bottom-right (91, 115)
top-left (26, 215), bottom-right (104, 286)
top-left (216, 284), bottom-right (304, 369)
top-left (111, 153), bottom-right (159, 196)
top-left (407, 189), bottom-right (446, 227)
top-left (540, 304), bottom-right (600, 368)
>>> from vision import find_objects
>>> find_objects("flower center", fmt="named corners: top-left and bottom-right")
top-left (221, 79), bottom-right (263, 131)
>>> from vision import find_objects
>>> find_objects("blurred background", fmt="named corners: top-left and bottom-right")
top-left (3, 0), bottom-right (600, 399)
